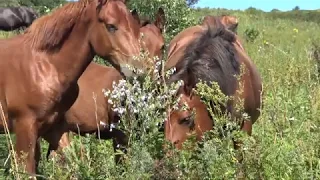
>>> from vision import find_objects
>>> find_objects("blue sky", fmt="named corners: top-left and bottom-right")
top-left (195, 0), bottom-right (319, 12)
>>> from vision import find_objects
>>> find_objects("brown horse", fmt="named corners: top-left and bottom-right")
top-left (0, 0), bottom-right (143, 175)
top-left (44, 8), bottom-right (166, 163)
top-left (164, 17), bottom-right (262, 150)
top-left (201, 14), bottom-right (245, 50)
top-left (202, 14), bottom-right (239, 33)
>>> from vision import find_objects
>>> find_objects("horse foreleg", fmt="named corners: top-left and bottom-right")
top-left (35, 138), bottom-right (41, 174)
top-left (45, 132), bottom-right (70, 160)
top-left (105, 129), bottom-right (128, 164)
top-left (233, 119), bottom-right (253, 180)
top-left (0, 98), bottom-right (11, 133)
top-left (234, 119), bottom-right (252, 150)
top-left (42, 119), bottom-right (70, 164)
top-left (14, 114), bottom-right (38, 176)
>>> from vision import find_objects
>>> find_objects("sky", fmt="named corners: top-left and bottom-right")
top-left (66, 0), bottom-right (320, 12)
top-left (195, 0), bottom-right (320, 12)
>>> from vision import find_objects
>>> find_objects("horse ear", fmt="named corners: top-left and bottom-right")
top-left (154, 7), bottom-right (166, 33)
top-left (131, 9), bottom-right (140, 25)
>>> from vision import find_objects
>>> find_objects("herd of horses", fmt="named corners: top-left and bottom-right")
top-left (0, 0), bottom-right (262, 178)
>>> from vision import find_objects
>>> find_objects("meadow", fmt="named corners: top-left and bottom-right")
top-left (0, 2), bottom-right (320, 180)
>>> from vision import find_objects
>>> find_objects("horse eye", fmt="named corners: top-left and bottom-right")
top-left (106, 24), bottom-right (118, 33)
top-left (179, 116), bottom-right (194, 128)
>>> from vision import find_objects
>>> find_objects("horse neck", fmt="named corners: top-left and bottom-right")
top-left (51, 20), bottom-right (94, 87)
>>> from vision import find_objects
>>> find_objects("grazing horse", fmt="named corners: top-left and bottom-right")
top-left (0, 6), bottom-right (39, 31)
top-left (202, 15), bottom-right (239, 33)
top-left (164, 17), bottom-right (262, 150)
top-left (44, 8), bottom-right (166, 163)
top-left (0, 0), bottom-right (142, 175)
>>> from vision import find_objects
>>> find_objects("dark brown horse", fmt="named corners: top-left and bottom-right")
top-left (164, 17), bottom-right (262, 150)
top-left (0, 0), bottom-right (143, 175)
top-left (44, 8), bottom-right (166, 162)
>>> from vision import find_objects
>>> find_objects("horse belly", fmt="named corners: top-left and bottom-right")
top-left (65, 94), bottom-right (109, 133)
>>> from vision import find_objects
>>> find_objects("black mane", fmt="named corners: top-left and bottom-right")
top-left (168, 21), bottom-right (240, 97)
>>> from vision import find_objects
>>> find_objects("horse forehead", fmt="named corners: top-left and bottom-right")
top-left (104, 1), bottom-right (129, 22)
top-left (140, 25), bottom-right (163, 43)
top-left (176, 94), bottom-right (193, 109)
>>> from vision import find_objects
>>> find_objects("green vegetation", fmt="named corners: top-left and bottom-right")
top-left (0, 1), bottom-right (320, 179)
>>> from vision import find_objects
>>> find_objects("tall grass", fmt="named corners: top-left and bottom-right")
top-left (0, 8), bottom-right (320, 179)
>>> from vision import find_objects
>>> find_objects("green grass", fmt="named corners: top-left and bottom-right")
top-left (0, 8), bottom-right (320, 179)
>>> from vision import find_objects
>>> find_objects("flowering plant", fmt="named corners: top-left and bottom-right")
top-left (102, 53), bottom-right (183, 145)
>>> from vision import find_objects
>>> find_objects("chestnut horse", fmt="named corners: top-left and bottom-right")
top-left (202, 15), bottom-right (239, 33)
top-left (201, 14), bottom-right (245, 50)
top-left (44, 8), bottom-right (166, 163)
top-left (164, 17), bottom-right (262, 150)
top-left (0, 0), bottom-right (143, 175)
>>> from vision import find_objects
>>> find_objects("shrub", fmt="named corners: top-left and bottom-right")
top-left (244, 27), bottom-right (260, 42)
top-left (128, 0), bottom-right (197, 41)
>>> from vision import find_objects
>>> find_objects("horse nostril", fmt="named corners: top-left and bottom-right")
top-left (173, 140), bottom-right (180, 145)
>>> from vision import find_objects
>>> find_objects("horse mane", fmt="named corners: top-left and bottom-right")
top-left (168, 19), bottom-right (240, 96)
top-left (24, 0), bottom-right (92, 51)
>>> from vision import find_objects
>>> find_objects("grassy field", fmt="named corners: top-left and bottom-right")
top-left (0, 8), bottom-right (320, 179)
